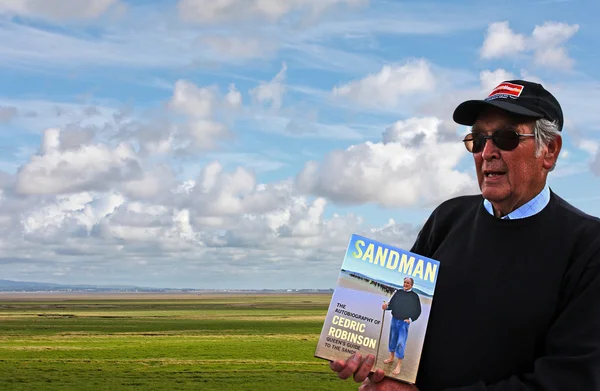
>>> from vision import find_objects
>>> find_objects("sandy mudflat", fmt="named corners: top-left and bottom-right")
top-left (0, 292), bottom-right (226, 301)
top-left (0, 291), bottom-right (329, 301)
top-left (335, 273), bottom-right (433, 384)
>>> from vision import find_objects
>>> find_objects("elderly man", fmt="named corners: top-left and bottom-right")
top-left (382, 277), bottom-right (422, 376)
top-left (329, 80), bottom-right (600, 391)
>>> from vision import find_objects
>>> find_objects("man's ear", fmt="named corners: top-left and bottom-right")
top-left (543, 135), bottom-right (562, 170)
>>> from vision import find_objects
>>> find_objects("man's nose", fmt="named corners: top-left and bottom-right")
top-left (481, 136), bottom-right (500, 160)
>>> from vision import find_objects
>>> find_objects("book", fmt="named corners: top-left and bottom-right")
top-left (314, 233), bottom-right (440, 385)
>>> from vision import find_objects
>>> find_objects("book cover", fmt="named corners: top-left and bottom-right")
top-left (314, 233), bottom-right (440, 384)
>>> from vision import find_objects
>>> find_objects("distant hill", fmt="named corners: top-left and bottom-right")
top-left (0, 279), bottom-right (334, 293)
top-left (0, 279), bottom-right (175, 292)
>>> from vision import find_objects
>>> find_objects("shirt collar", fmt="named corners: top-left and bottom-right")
top-left (483, 184), bottom-right (550, 220)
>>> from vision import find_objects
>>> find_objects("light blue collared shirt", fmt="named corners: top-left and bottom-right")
top-left (483, 184), bottom-right (550, 219)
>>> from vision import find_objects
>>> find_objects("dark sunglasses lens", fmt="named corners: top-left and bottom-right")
top-left (466, 130), bottom-right (521, 153)
top-left (472, 134), bottom-right (486, 153)
top-left (493, 130), bottom-right (520, 150)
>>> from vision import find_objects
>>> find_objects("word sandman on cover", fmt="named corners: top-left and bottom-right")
top-left (352, 239), bottom-right (438, 283)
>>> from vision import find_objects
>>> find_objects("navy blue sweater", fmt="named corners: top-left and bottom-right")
top-left (386, 289), bottom-right (422, 322)
top-left (411, 191), bottom-right (600, 391)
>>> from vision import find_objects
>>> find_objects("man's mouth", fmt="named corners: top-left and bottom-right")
top-left (484, 170), bottom-right (506, 178)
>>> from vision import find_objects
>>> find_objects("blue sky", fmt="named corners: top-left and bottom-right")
top-left (0, 0), bottom-right (599, 289)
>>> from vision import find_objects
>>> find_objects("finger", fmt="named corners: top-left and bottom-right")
top-left (336, 352), bottom-right (362, 380)
top-left (358, 378), bottom-right (375, 391)
top-left (329, 359), bottom-right (346, 373)
top-left (353, 354), bottom-right (375, 383)
top-left (369, 369), bottom-right (386, 383)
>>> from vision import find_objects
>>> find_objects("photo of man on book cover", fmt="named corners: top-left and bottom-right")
top-left (381, 277), bottom-right (422, 376)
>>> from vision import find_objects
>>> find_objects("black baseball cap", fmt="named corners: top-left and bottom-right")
top-left (453, 80), bottom-right (564, 131)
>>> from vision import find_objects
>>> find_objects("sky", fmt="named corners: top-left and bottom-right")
top-left (1, 0), bottom-right (599, 290)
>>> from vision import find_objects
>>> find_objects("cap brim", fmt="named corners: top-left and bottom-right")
top-left (453, 100), bottom-right (544, 126)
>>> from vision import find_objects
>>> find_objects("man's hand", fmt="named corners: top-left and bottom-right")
top-left (329, 353), bottom-right (419, 391)
top-left (382, 302), bottom-right (388, 310)
top-left (330, 352), bottom-right (375, 382)
top-left (358, 377), bottom-right (419, 391)
top-left (404, 319), bottom-right (411, 324)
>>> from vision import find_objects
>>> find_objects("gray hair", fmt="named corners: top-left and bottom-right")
top-left (532, 118), bottom-right (561, 171)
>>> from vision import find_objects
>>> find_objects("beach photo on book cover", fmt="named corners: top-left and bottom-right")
top-left (314, 234), bottom-right (439, 385)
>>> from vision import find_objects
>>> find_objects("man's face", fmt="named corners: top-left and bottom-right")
top-left (403, 279), bottom-right (412, 290)
top-left (471, 108), bottom-right (560, 216)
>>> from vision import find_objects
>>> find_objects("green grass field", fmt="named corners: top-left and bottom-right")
top-left (0, 293), bottom-right (359, 390)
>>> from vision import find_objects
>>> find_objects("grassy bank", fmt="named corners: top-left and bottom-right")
top-left (0, 293), bottom-right (358, 390)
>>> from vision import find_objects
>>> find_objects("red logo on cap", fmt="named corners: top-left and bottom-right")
top-left (487, 82), bottom-right (524, 100)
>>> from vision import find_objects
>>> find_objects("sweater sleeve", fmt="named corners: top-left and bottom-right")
top-left (439, 259), bottom-right (600, 391)
top-left (385, 290), bottom-right (397, 310)
top-left (410, 293), bottom-right (422, 322)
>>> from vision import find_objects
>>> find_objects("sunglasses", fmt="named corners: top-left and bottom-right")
top-left (462, 129), bottom-right (535, 153)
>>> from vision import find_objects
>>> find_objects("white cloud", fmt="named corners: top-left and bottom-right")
top-left (332, 59), bottom-right (436, 109)
top-left (59, 125), bottom-right (97, 151)
top-left (560, 132), bottom-right (600, 177)
top-left (531, 22), bottom-right (579, 70)
top-left (41, 128), bottom-right (61, 154)
top-left (201, 35), bottom-right (277, 60)
top-left (480, 21), bottom-right (579, 70)
top-left (1, 153), bottom-right (431, 289)
top-left (3, 89), bottom-right (233, 164)
top-left (576, 139), bottom-right (598, 157)
top-left (533, 47), bottom-right (574, 70)
top-left (366, 218), bottom-right (422, 250)
top-left (422, 69), bottom-right (524, 134)
top-left (480, 21), bottom-right (527, 59)
top-left (187, 161), bottom-right (293, 220)
top-left (277, 197), bottom-right (327, 237)
top-left (97, 202), bottom-right (175, 242)
top-left (225, 84), bottom-right (242, 108)
top-left (121, 166), bottom-right (177, 200)
top-left (177, 0), bottom-right (367, 24)
top-left (479, 69), bottom-right (516, 92)
top-left (296, 117), bottom-right (478, 208)
top-left (0, 98), bottom-right (124, 141)
top-left (0, 0), bottom-right (125, 21)
top-left (22, 192), bottom-right (123, 234)
top-left (250, 62), bottom-right (287, 110)
top-left (184, 120), bottom-right (231, 150)
top-left (531, 21), bottom-right (580, 48)
top-left (13, 159), bottom-right (294, 248)
top-left (167, 80), bottom-right (235, 152)
top-left (169, 80), bottom-right (217, 119)
top-left (16, 128), bottom-right (142, 195)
